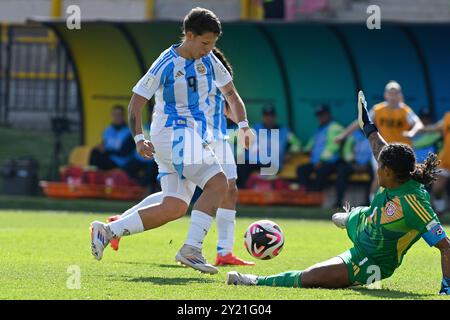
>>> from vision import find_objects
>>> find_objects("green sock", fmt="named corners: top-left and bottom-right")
top-left (257, 270), bottom-right (303, 288)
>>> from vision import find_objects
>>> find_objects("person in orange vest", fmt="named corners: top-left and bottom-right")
top-left (335, 81), bottom-right (424, 201)
top-left (410, 112), bottom-right (450, 215)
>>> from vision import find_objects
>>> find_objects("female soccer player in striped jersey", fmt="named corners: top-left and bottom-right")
top-left (90, 7), bottom-right (255, 274)
top-left (105, 47), bottom-right (255, 267)
top-left (227, 91), bottom-right (450, 295)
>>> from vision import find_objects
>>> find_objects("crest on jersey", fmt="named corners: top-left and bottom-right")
top-left (385, 201), bottom-right (397, 217)
top-left (196, 63), bottom-right (206, 74)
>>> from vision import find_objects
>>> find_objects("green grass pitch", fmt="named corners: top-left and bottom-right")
top-left (0, 210), bottom-right (448, 300)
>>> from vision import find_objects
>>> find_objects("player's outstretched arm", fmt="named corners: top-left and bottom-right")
top-left (334, 119), bottom-right (359, 144)
top-left (128, 93), bottom-right (154, 159)
top-left (435, 237), bottom-right (450, 295)
top-left (411, 119), bottom-right (444, 138)
top-left (357, 90), bottom-right (388, 160)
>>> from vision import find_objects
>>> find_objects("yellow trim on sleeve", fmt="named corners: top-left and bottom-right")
top-left (404, 195), bottom-right (427, 223)
top-left (411, 195), bottom-right (433, 220)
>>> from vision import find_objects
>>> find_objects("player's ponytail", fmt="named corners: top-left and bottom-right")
top-left (212, 47), bottom-right (233, 77)
top-left (410, 152), bottom-right (441, 186)
top-left (379, 144), bottom-right (441, 186)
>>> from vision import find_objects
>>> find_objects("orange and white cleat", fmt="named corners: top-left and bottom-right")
top-left (106, 215), bottom-right (121, 251)
top-left (215, 253), bottom-right (255, 266)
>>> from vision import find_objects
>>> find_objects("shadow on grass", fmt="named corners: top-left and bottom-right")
top-left (114, 261), bottom-right (185, 269)
top-left (114, 275), bottom-right (216, 286)
top-left (350, 286), bottom-right (432, 299)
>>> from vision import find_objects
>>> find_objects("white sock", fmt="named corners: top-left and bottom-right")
top-left (216, 208), bottom-right (236, 256)
top-left (185, 210), bottom-right (213, 249)
top-left (434, 198), bottom-right (447, 213)
top-left (121, 192), bottom-right (164, 218)
top-left (108, 210), bottom-right (144, 237)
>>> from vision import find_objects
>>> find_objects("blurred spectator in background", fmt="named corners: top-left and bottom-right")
top-left (336, 81), bottom-right (423, 200)
top-left (412, 108), bottom-right (442, 164)
top-left (337, 129), bottom-right (373, 207)
top-left (236, 105), bottom-right (301, 188)
top-left (126, 118), bottom-right (160, 192)
top-left (296, 104), bottom-right (343, 199)
top-left (88, 104), bottom-right (159, 191)
top-left (89, 105), bottom-right (135, 172)
top-left (411, 111), bottom-right (450, 215)
top-left (263, 0), bottom-right (285, 19)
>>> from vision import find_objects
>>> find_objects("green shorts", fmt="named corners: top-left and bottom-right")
top-left (338, 207), bottom-right (382, 285)
top-left (338, 246), bottom-right (379, 285)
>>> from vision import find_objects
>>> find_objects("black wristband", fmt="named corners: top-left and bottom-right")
top-left (363, 123), bottom-right (378, 138)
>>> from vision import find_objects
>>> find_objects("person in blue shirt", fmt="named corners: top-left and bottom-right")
top-left (236, 105), bottom-right (301, 188)
top-left (125, 119), bottom-right (160, 192)
top-left (89, 105), bottom-right (135, 171)
top-left (297, 104), bottom-right (344, 195)
top-left (413, 108), bottom-right (442, 164)
top-left (336, 129), bottom-right (374, 207)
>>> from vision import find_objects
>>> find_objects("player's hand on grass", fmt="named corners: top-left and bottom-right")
top-left (238, 127), bottom-right (255, 150)
top-left (137, 140), bottom-right (155, 159)
top-left (439, 277), bottom-right (450, 295)
top-left (357, 90), bottom-right (378, 138)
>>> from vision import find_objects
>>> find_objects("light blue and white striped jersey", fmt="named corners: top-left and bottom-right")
top-left (133, 44), bottom-right (232, 143)
top-left (207, 85), bottom-right (229, 141)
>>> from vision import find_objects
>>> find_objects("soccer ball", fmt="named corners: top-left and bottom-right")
top-left (244, 220), bottom-right (284, 260)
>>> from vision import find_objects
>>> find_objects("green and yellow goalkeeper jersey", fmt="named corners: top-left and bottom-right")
top-left (352, 179), bottom-right (441, 277)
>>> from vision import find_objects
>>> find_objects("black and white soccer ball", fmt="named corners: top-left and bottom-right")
top-left (244, 220), bottom-right (284, 260)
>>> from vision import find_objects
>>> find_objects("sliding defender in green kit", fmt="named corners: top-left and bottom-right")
top-left (226, 90), bottom-right (450, 295)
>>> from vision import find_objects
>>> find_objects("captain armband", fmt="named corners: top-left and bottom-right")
top-left (422, 220), bottom-right (447, 247)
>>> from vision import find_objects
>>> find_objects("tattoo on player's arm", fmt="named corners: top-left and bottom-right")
top-left (368, 132), bottom-right (388, 160)
top-left (129, 112), bottom-right (137, 137)
top-left (224, 90), bottom-right (235, 98)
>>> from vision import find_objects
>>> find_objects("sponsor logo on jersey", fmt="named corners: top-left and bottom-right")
top-left (359, 257), bottom-right (368, 267)
top-left (385, 201), bottom-right (397, 217)
top-left (175, 70), bottom-right (185, 79)
top-left (196, 63), bottom-right (206, 74)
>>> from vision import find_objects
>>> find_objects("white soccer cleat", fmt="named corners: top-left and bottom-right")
top-left (175, 244), bottom-right (219, 274)
top-left (332, 212), bottom-right (350, 229)
top-left (357, 90), bottom-right (368, 130)
top-left (226, 271), bottom-right (258, 286)
top-left (90, 221), bottom-right (112, 261)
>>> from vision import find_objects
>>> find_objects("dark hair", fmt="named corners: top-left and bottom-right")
top-left (112, 105), bottom-right (125, 113)
top-left (212, 47), bottom-right (233, 77)
top-left (379, 143), bottom-right (440, 186)
top-left (183, 7), bottom-right (222, 36)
